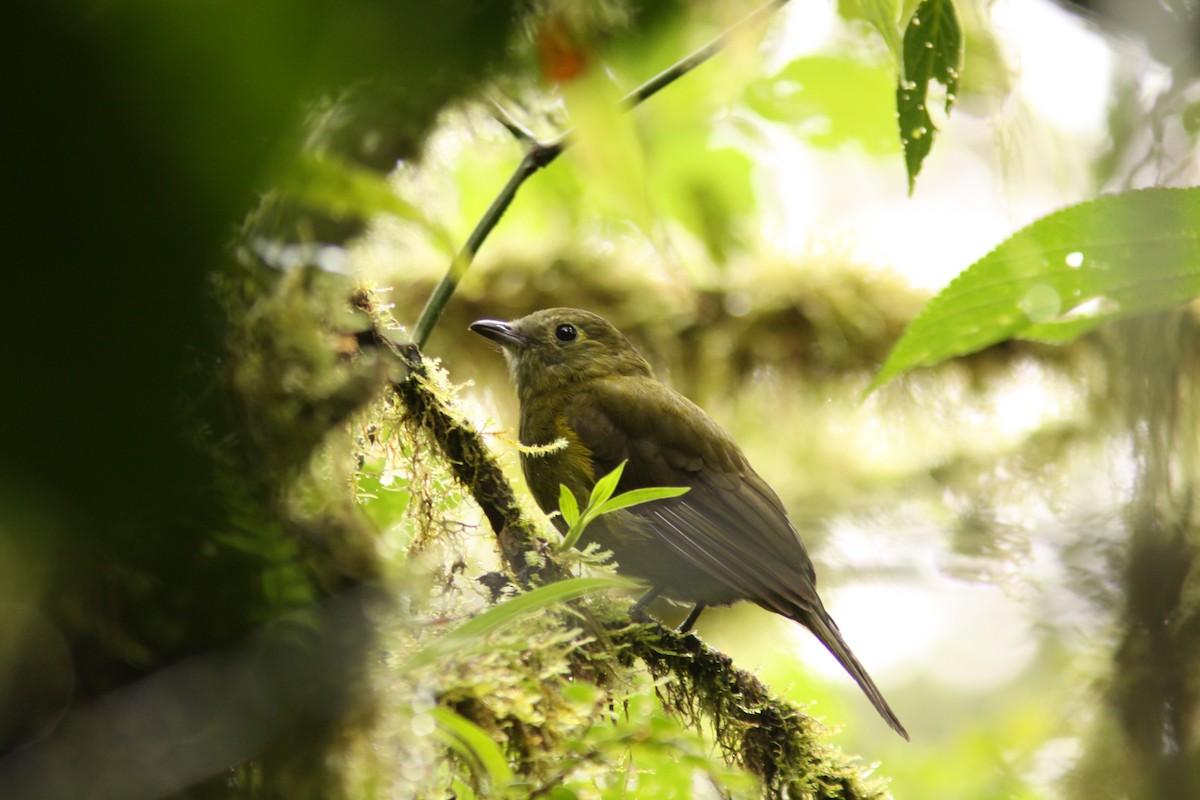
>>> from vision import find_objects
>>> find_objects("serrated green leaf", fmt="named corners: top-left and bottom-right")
top-left (559, 484), bottom-right (580, 527)
top-left (901, 0), bottom-right (960, 102)
top-left (897, 0), bottom-right (961, 192)
top-left (871, 187), bottom-right (1200, 390)
top-left (597, 486), bottom-right (690, 515)
top-left (408, 576), bottom-right (636, 667)
top-left (432, 707), bottom-right (515, 788)
top-left (588, 460), bottom-right (627, 507)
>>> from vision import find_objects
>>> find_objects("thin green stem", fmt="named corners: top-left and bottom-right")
top-left (488, 99), bottom-right (539, 144)
top-left (410, 0), bottom-right (791, 348)
top-left (621, 0), bottom-right (790, 107)
top-left (412, 140), bottom-right (563, 348)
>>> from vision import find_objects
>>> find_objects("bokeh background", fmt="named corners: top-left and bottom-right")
top-left (361, 2), bottom-right (1199, 792)
top-left (4, 0), bottom-right (1199, 798)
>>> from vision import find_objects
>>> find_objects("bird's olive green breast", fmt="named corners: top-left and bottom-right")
top-left (518, 388), bottom-right (596, 527)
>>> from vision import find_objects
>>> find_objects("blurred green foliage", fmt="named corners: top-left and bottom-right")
top-left (6, 0), bottom-right (1200, 798)
top-left (1, 0), bottom-right (528, 795)
top-left (747, 55), bottom-right (901, 154)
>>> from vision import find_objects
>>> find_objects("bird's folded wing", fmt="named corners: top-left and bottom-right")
top-left (567, 376), bottom-right (821, 613)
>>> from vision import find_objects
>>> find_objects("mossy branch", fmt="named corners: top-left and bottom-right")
top-left (618, 623), bottom-right (878, 798)
top-left (365, 318), bottom-right (882, 795)
top-left (390, 356), bottom-right (567, 587)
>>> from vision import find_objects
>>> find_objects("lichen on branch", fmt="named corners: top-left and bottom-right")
top-left (383, 341), bottom-right (888, 798)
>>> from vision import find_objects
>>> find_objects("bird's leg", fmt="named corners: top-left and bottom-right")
top-left (677, 603), bottom-right (705, 633)
top-left (629, 586), bottom-right (662, 621)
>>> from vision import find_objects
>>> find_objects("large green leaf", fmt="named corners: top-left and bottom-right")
top-left (897, 0), bottom-right (961, 192)
top-left (871, 187), bottom-right (1200, 389)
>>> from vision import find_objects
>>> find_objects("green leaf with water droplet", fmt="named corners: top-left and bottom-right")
top-left (870, 187), bottom-right (1200, 391)
top-left (896, 0), bottom-right (961, 193)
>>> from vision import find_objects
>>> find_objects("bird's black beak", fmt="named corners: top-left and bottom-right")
top-left (469, 319), bottom-right (527, 348)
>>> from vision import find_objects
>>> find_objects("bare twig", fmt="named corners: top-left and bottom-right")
top-left (488, 99), bottom-right (539, 144)
top-left (620, 0), bottom-right (790, 107)
top-left (412, 138), bottom-right (562, 348)
top-left (410, 0), bottom-right (792, 347)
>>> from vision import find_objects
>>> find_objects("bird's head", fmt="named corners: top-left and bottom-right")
top-left (470, 308), bottom-right (653, 401)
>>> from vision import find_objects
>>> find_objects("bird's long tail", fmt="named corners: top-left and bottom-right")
top-left (794, 604), bottom-right (909, 740)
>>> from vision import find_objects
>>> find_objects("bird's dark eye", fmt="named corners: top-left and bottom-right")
top-left (555, 323), bottom-right (578, 342)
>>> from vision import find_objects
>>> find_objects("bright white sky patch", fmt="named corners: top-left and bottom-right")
top-left (759, 0), bottom-right (1117, 291)
top-left (992, 0), bottom-right (1114, 139)
top-left (787, 573), bottom-right (1039, 691)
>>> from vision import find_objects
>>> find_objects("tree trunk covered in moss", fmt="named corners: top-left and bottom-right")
top-left (1068, 315), bottom-right (1200, 799)
top-left (0, 1), bottom-right (525, 796)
